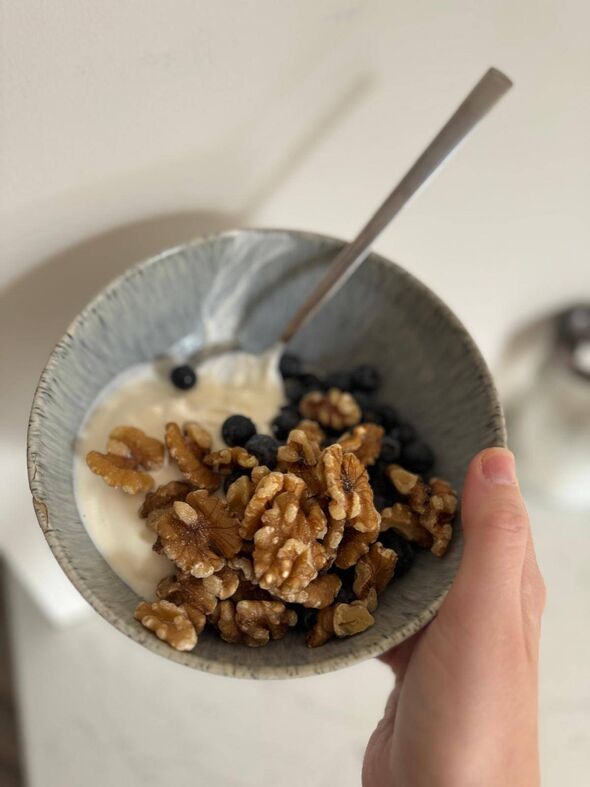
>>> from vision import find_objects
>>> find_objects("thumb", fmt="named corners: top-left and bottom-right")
top-left (449, 447), bottom-right (530, 609)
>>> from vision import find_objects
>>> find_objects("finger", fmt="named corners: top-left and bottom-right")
top-left (377, 632), bottom-right (421, 677)
top-left (522, 532), bottom-right (547, 627)
top-left (362, 687), bottom-right (399, 787)
top-left (452, 448), bottom-right (530, 604)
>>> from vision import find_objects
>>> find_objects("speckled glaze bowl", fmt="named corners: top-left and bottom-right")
top-left (27, 229), bottom-right (505, 678)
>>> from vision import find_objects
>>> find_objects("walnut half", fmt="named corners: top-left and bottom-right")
top-left (165, 422), bottom-right (219, 491)
top-left (240, 471), bottom-right (306, 539)
top-left (86, 425), bottom-right (164, 494)
top-left (86, 451), bottom-right (154, 495)
top-left (322, 444), bottom-right (381, 533)
top-left (156, 566), bottom-right (240, 625)
top-left (253, 490), bottom-right (327, 599)
top-left (277, 429), bottom-right (324, 497)
top-left (338, 423), bottom-right (384, 466)
top-left (210, 599), bottom-right (297, 647)
top-left (335, 528), bottom-right (379, 569)
top-left (296, 419), bottom-right (326, 444)
top-left (139, 480), bottom-right (194, 519)
top-left (108, 426), bottom-right (165, 470)
top-left (288, 573), bottom-right (342, 609)
top-left (224, 466), bottom-right (271, 519)
top-left (353, 542), bottom-right (397, 602)
top-left (204, 446), bottom-right (258, 475)
top-left (306, 601), bottom-right (375, 648)
top-left (299, 388), bottom-right (362, 431)
top-left (156, 573), bottom-right (217, 624)
top-left (380, 503), bottom-right (432, 549)
top-left (135, 600), bottom-right (198, 651)
top-left (385, 466), bottom-right (457, 557)
top-left (153, 492), bottom-right (241, 578)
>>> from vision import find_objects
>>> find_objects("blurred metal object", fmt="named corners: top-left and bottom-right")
top-left (503, 304), bottom-right (590, 511)
top-left (556, 304), bottom-right (590, 379)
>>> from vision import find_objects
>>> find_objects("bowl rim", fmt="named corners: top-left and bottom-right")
top-left (27, 226), bottom-right (506, 679)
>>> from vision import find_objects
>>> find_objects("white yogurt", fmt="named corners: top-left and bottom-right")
top-left (74, 350), bottom-right (284, 599)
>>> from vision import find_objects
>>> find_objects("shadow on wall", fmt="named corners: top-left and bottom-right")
top-left (0, 211), bottom-right (240, 445)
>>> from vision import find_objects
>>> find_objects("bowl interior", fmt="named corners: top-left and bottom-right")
top-left (28, 229), bottom-right (504, 678)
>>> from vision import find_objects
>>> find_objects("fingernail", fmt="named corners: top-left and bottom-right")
top-left (481, 451), bottom-right (517, 485)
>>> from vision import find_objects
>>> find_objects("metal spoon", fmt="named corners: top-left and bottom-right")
top-left (173, 67), bottom-right (512, 384)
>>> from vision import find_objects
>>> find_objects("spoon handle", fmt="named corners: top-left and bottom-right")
top-left (280, 67), bottom-right (512, 344)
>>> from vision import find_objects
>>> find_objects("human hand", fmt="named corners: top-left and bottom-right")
top-left (363, 448), bottom-right (545, 787)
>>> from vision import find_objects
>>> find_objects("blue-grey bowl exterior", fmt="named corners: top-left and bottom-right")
top-left (27, 228), bottom-right (505, 678)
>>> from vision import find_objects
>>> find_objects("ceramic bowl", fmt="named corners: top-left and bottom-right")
top-left (27, 228), bottom-right (505, 678)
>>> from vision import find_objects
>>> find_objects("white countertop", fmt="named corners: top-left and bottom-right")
top-left (1, 1), bottom-right (589, 785)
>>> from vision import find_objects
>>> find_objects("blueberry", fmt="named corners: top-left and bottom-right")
top-left (362, 402), bottom-right (399, 429)
top-left (368, 462), bottom-right (402, 507)
top-left (390, 422), bottom-right (417, 445)
top-left (324, 370), bottom-right (354, 391)
top-left (245, 434), bottom-right (279, 469)
top-left (368, 461), bottom-right (387, 489)
top-left (300, 608), bottom-right (318, 631)
top-left (375, 404), bottom-right (398, 431)
top-left (379, 531), bottom-right (416, 577)
top-left (297, 373), bottom-right (324, 392)
top-left (379, 436), bottom-right (402, 464)
top-left (336, 584), bottom-right (357, 605)
top-left (221, 415), bottom-right (257, 447)
top-left (373, 485), bottom-right (398, 509)
top-left (350, 388), bottom-right (375, 409)
top-left (284, 377), bottom-right (306, 404)
top-left (331, 566), bottom-right (356, 604)
top-left (271, 407), bottom-right (300, 440)
top-left (170, 364), bottom-right (197, 391)
top-left (401, 440), bottom-right (434, 474)
top-left (285, 373), bottom-right (325, 403)
top-left (279, 352), bottom-right (302, 379)
top-left (332, 565), bottom-right (356, 583)
top-left (351, 364), bottom-right (381, 392)
top-left (362, 406), bottom-right (386, 426)
top-left (373, 493), bottom-right (388, 512)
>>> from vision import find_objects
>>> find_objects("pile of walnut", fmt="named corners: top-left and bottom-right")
top-left (86, 390), bottom-right (457, 652)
